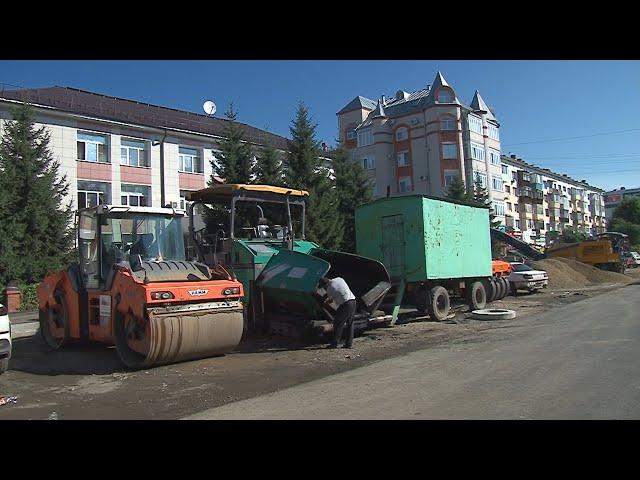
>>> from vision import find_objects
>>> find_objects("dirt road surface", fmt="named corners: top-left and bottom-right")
top-left (0, 279), bottom-right (637, 420)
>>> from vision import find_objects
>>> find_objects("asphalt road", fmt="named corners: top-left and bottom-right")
top-left (186, 284), bottom-right (640, 419)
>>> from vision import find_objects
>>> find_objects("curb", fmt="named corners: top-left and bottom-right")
top-left (11, 321), bottom-right (39, 339)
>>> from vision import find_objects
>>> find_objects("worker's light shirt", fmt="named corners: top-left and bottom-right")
top-left (326, 277), bottom-right (356, 307)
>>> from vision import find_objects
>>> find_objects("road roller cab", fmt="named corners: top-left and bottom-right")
top-left (37, 205), bottom-right (245, 369)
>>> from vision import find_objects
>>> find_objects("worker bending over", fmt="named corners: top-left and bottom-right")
top-left (319, 276), bottom-right (357, 349)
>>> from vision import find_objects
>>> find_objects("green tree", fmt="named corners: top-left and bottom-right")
top-left (609, 218), bottom-right (640, 245)
top-left (445, 176), bottom-right (472, 202)
top-left (471, 175), bottom-right (501, 229)
top-left (612, 197), bottom-right (640, 225)
top-left (0, 103), bottom-right (73, 286)
top-left (254, 140), bottom-right (283, 186)
top-left (332, 142), bottom-right (372, 252)
top-left (560, 227), bottom-right (588, 243)
top-left (211, 103), bottom-right (254, 184)
top-left (284, 103), bottom-right (343, 249)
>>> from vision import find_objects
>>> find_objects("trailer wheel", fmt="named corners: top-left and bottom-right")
top-left (467, 281), bottom-right (487, 311)
top-left (497, 278), bottom-right (508, 299)
top-left (502, 278), bottom-right (512, 297)
top-left (428, 286), bottom-right (450, 322)
top-left (486, 278), bottom-right (497, 302)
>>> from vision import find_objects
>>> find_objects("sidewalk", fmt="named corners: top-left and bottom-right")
top-left (8, 310), bottom-right (39, 339)
top-left (8, 310), bottom-right (38, 324)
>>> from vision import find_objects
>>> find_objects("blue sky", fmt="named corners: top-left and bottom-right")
top-left (1, 60), bottom-right (638, 191)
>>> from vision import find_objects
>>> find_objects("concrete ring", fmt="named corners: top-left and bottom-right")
top-left (470, 308), bottom-right (517, 320)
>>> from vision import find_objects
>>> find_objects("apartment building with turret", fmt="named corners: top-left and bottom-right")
top-left (336, 71), bottom-right (506, 224)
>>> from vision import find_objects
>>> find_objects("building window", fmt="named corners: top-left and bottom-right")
top-left (346, 129), bottom-right (356, 140)
top-left (397, 151), bottom-right (410, 167)
top-left (502, 164), bottom-right (509, 175)
top-left (441, 116), bottom-right (456, 131)
top-left (77, 180), bottom-right (110, 208)
top-left (399, 176), bottom-right (412, 193)
top-left (488, 124), bottom-right (499, 140)
top-left (437, 90), bottom-right (453, 103)
top-left (179, 146), bottom-right (202, 173)
top-left (489, 149), bottom-right (501, 166)
top-left (120, 138), bottom-right (149, 167)
top-left (362, 156), bottom-right (375, 170)
top-left (444, 169), bottom-right (459, 187)
top-left (505, 185), bottom-right (511, 193)
top-left (470, 142), bottom-right (485, 161)
top-left (514, 203), bottom-right (519, 212)
top-left (78, 190), bottom-right (105, 208)
top-left (468, 115), bottom-right (482, 135)
top-left (491, 175), bottom-right (503, 192)
top-left (121, 184), bottom-right (151, 207)
top-left (77, 132), bottom-right (108, 163)
top-left (507, 202), bottom-right (512, 211)
top-left (357, 128), bottom-right (373, 147)
top-left (512, 171), bottom-right (517, 181)
top-left (492, 200), bottom-right (505, 216)
top-left (442, 143), bottom-right (457, 160)
top-left (473, 171), bottom-right (487, 188)
top-left (395, 127), bottom-right (408, 141)
top-left (515, 219), bottom-right (520, 229)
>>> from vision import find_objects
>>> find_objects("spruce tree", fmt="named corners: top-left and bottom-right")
top-left (284, 103), bottom-right (343, 249)
top-left (445, 176), bottom-right (471, 202)
top-left (332, 142), bottom-right (372, 252)
top-left (0, 103), bottom-right (73, 286)
top-left (212, 103), bottom-right (254, 184)
top-left (254, 140), bottom-right (283, 186)
top-left (471, 175), bottom-right (501, 229)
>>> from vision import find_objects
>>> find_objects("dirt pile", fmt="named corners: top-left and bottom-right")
top-left (531, 257), bottom-right (630, 290)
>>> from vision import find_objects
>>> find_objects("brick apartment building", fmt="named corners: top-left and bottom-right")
top-left (336, 71), bottom-right (506, 224)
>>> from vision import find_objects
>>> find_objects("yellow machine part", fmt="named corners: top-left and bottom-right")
top-left (114, 303), bottom-right (244, 369)
top-left (546, 240), bottom-right (618, 266)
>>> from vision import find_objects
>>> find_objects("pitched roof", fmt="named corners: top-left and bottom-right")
top-left (0, 86), bottom-right (289, 150)
top-left (422, 71), bottom-right (461, 107)
top-left (470, 90), bottom-right (498, 122)
top-left (337, 95), bottom-right (377, 114)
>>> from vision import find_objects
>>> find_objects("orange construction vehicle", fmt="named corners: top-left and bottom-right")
top-left (37, 205), bottom-right (244, 369)
top-left (487, 259), bottom-right (512, 301)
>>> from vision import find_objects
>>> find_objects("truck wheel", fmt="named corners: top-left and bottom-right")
top-left (502, 278), bottom-right (512, 297)
top-left (467, 281), bottom-right (487, 311)
top-left (499, 278), bottom-right (508, 299)
top-left (428, 286), bottom-right (450, 322)
top-left (0, 357), bottom-right (8, 374)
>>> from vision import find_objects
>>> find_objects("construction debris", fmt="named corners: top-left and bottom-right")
top-left (0, 395), bottom-right (18, 406)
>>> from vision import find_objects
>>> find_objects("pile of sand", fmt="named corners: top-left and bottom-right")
top-left (530, 257), bottom-right (630, 290)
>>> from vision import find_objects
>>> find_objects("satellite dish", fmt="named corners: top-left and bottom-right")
top-left (203, 100), bottom-right (217, 116)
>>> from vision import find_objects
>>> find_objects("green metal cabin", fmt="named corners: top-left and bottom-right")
top-left (355, 195), bottom-right (492, 322)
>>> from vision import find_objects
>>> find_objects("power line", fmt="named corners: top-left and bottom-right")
top-left (503, 128), bottom-right (640, 147)
top-left (524, 152), bottom-right (640, 160)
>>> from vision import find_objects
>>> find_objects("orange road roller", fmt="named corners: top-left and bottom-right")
top-left (37, 205), bottom-right (244, 369)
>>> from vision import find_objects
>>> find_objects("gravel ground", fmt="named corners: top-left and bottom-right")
top-left (0, 277), bottom-right (637, 420)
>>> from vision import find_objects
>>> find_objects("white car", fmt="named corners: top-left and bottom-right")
top-left (509, 262), bottom-right (548, 294)
top-left (0, 303), bottom-right (11, 374)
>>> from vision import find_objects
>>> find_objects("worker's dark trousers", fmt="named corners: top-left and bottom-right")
top-left (332, 299), bottom-right (357, 347)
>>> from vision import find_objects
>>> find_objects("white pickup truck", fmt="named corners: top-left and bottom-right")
top-left (0, 303), bottom-right (11, 374)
